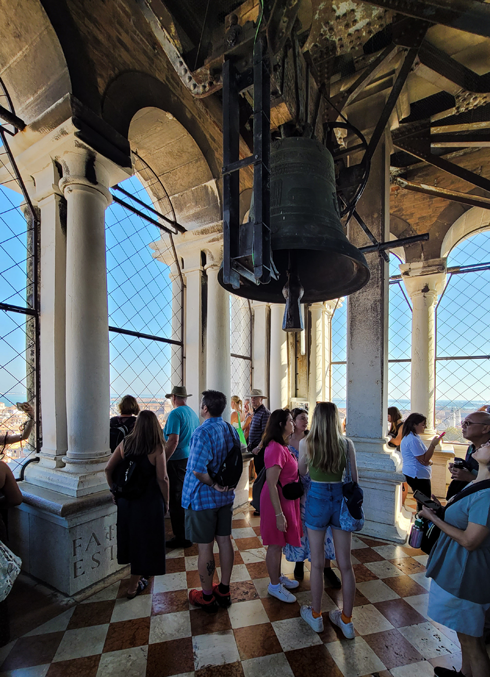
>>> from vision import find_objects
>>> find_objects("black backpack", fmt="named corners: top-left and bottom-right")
top-left (110, 419), bottom-right (133, 453)
top-left (208, 424), bottom-right (243, 489)
top-left (112, 455), bottom-right (150, 500)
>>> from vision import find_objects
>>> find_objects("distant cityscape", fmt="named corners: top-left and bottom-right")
top-left (3, 390), bottom-right (485, 467)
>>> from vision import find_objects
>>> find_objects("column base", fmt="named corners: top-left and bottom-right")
top-left (351, 437), bottom-right (410, 544)
top-left (25, 461), bottom-right (109, 498)
top-left (233, 457), bottom-right (252, 510)
top-left (9, 482), bottom-right (123, 596)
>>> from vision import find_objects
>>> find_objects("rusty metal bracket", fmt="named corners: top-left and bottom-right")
top-left (394, 177), bottom-right (490, 210)
top-left (363, 0), bottom-right (490, 39)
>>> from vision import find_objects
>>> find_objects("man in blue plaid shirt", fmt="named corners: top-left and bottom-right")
top-left (182, 390), bottom-right (240, 613)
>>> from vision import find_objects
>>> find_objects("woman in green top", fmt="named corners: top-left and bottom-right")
top-left (298, 402), bottom-right (358, 639)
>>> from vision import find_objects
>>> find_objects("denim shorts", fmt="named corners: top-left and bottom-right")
top-left (304, 481), bottom-right (343, 531)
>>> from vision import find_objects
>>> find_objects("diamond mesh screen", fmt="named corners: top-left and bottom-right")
top-left (388, 255), bottom-right (412, 418)
top-left (0, 134), bottom-right (38, 476)
top-left (331, 298), bottom-right (346, 419)
top-left (230, 295), bottom-right (252, 401)
top-left (435, 230), bottom-right (490, 443)
top-left (107, 175), bottom-right (183, 427)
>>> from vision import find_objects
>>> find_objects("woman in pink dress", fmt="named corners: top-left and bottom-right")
top-left (260, 409), bottom-right (302, 603)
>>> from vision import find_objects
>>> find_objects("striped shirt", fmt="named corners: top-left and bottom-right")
top-left (247, 404), bottom-right (271, 451)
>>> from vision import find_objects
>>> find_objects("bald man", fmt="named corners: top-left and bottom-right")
top-left (447, 410), bottom-right (490, 499)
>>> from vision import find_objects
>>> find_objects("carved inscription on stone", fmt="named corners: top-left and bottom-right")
top-left (71, 523), bottom-right (117, 579)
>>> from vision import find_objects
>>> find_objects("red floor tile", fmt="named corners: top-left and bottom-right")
top-left (374, 599), bottom-right (428, 628)
top-left (67, 601), bottom-right (115, 630)
top-left (286, 644), bottom-right (344, 677)
top-left (363, 628), bottom-right (424, 669)
top-left (146, 637), bottom-right (194, 677)
top-left (102, 617), bottom-right (150, 652)
top-left (1, 632), bottom-right (65, 671)
top-left (234, 622), bottom-right (282, 660)
top-left (46, 654), bottom-right (101, 677)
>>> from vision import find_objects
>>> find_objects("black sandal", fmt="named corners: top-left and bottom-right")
top-left (127, 578), bottom-right (148, 600)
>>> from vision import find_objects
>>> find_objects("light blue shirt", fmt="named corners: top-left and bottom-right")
top-left (163, 405), bottom-right (200, 461)
top-left (400, 432), bottom-right (431, 479)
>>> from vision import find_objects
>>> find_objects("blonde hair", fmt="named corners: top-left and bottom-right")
top-left (306, 402), bottom-right (345, 474)
top-left (231, 395), bottom-right (243, 413)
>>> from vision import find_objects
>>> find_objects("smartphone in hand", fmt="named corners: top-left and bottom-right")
top-left (413, 490), bottom-right (440, 511)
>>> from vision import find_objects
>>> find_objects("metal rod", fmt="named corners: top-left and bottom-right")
top-left (353, 210), bottom-right (390, 262)
top-left (395, 177), bottom-right (490, 210)
top-left (435, 355), bottom-right (490, 361)
top-left (0, 104), bottom-right (25, 131)
top-left (359, 232), bottom-right (429, 254)
top-left (114, 184), bottom-right (186, 233)
top-left (222, 155), bottom-right (258, 176)
top-left (111, 195), bottom-right (179, 236)
top-left (230, 353), bottom-right (252, 361)
top-left (108, 325), bottom-right (183, 346)
top-left (0, 302), bottom-right (37, 317)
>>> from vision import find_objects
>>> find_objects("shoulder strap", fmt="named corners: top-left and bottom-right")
top-left (445, 478), bottom-right (490, 510)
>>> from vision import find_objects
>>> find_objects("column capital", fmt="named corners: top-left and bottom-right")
top-left (400, 258), bottom-right (447, 299)
top-left (58, 149), bottom-right (113, 205)
top-left (324, 298), bottom-right (341, 317)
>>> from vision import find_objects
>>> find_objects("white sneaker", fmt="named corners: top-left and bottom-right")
top-left (279, 575), bottom-right (299, 590)
top-left (329, 609), bottom-right (355, 639)
top-left (300, 605), bottom-right (324, 633)
top-left (268, 583), bottom-right (297, 603)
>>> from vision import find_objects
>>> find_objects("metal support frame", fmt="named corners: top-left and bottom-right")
top-left (222, 37), bottom-right (271, 289)
top-left (394, 178), bottom-right (490, 210)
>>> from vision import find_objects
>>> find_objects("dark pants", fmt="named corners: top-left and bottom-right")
top-left (253, 449), bottom-right (265, 476)
top-left (405, 475), bottom-right (431, 511)
top-left (167, 458), bottom-right (188, 541)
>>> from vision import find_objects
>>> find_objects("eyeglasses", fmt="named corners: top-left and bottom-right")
top-left (461, 420), bottom-right (484, 427)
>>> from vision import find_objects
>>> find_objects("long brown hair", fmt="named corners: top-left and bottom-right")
top-left (306, 402), bottom-right (345, 474)
top-left (123, 410), bottom-right (164, 457)
top-left (262, 409), bottom-right (291, 448)
top-left (388, 406), bottom-right (402, 436)
top-left (402, 413), bottom-right (426, 438)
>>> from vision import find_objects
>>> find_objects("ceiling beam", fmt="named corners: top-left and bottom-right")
top-left (394, 178), bottom-right (490, 210)
top-left (363, 0), bottom-right (490, 39)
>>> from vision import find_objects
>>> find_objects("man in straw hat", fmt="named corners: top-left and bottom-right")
top-left (164, 386), bottom-right (200, 548)
top-left (247, 389), bottom-right (271, 479)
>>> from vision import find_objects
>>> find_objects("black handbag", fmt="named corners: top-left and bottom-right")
top-left (420, 479), bottom-right (490, 555)
top-left (280, 473), bottom-right (304, 500)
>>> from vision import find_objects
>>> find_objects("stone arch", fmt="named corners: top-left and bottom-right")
top-left (440, 207), bottom-right (490, 259)
top-left (128, 107), bottom-right (220, 230)
top-left (0, 0), bottom-right (72, 124)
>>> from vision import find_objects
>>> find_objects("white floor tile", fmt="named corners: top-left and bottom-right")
top-left (166, 548), bottom-right (184, 559)
top-left (149, 611), bottom-right (191, 643)
top-left (409, 572), bottom-right (431, 590)
top-left (153, 571), bottom-right (187, 594)
top-left (364, 561), bottom-right (405, 579)
top-left (351, 604), bottom-right (394, 635)
top-left (232, 527), bottom-right (257, 539)
top-left (326, 636), bottom-right (386, 677)
top-left (431, 620), bottom-right (460, 646)
top-left (81, 582), bottom-right (120, 603)
top-left (240, 548), bottom-right (267, 563)
top-left (95, 646), bottom-right (148, 677)
top-left (356, 579), bottom-right (400, 603)
top-left (185, 556), bottom-right (198, 571)
top-left (192, 630), bottom-right (239, 669)
top-left (390, 661), bottom-right (435, 677)
top-left (242, 653), bottom-right (295, 677)
top-left (228, 599), bottom-right (270, 628)
top-left (229, 564), bottom-right (252, 582)
top-left (412, 554), bottom-right (429, 566)
top-left (295, 591), bottom-right (337, 613)
top-left (233, 512), bottom-right (247, 521)
top-left (111, 595), bottom-right (152, 623)
top-left (24, 608), bottom-right (75, 636)
top-left (351, 536), bottom-right (369, 550)
top-left (254, 577), bottom-right (271, 598)
top-left (372, 544), bottom-right (410, 560)
top-left (398, 621), bottom-right (459, 659)
top-left (272, 617), bottom-right (323, 652)
top-left (53, 624), bottom-right (109, 662)
top-left (248, 517), bottom-right (261, 527)
top-left (404, 594), bottom-right (430, 619)
top-left (350, 555), bottom-right (360, 565)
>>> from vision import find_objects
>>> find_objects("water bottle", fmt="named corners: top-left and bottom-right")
top-left (409, 517), bottom-right (425, 549)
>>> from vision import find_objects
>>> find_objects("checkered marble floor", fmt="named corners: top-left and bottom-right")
top-left (0, 505), bottom-right (463, 677)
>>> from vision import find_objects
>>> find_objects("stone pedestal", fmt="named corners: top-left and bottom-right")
top-left (9, 484), bottom-right (123, 596)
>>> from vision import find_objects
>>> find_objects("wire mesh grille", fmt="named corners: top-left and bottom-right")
top-left (0, 140), bottom-right (38, 476)
top-left (435, 230), bottom-right (490, 443)
top-left (107, 175), bottom-right (183, 426)
top-left (230, 295), bottom-right (252, 401)
top-left (331, 298), bottom-right (346, 419)
top-left (388, 255), bottom-right (412, 418)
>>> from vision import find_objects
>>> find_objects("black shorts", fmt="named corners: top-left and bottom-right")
top-left (185, 504), bottom-right (233, 543)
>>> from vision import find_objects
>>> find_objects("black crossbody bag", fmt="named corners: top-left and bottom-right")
top-left (420, 479), bottom-right (490, 555)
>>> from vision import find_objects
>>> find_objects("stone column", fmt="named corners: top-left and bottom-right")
top-left (324, 300), bottom-right (338, 401)
top-left (346, 128), bottom-right (408, 541)
top-left (169, 263), bottom-right (184, 386)
top-left (56, 150), bottom-right (112, 492)
top-left (182, 250), bottom-right (204, 415)
top-left (28, 162), bottom-right (67, 472)
top-left (270, 304), bottom-right (288, 410)
top-left (205, 251), bottom-right (231, 419)
top-left (252, 302), bottom-right (270, 398)
top-left (308, 303), bottom-right (325, 414)
top-left (400, 259), bottom-right (446, 432)
top-left (400, 258), bottom-right (453, 497)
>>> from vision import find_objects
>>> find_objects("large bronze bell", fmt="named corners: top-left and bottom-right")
top-left (219, 136), bottom-right (370, 307)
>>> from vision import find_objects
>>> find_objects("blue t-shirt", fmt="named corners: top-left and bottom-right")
top-left (163, 405), bottom-right (200, 461)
